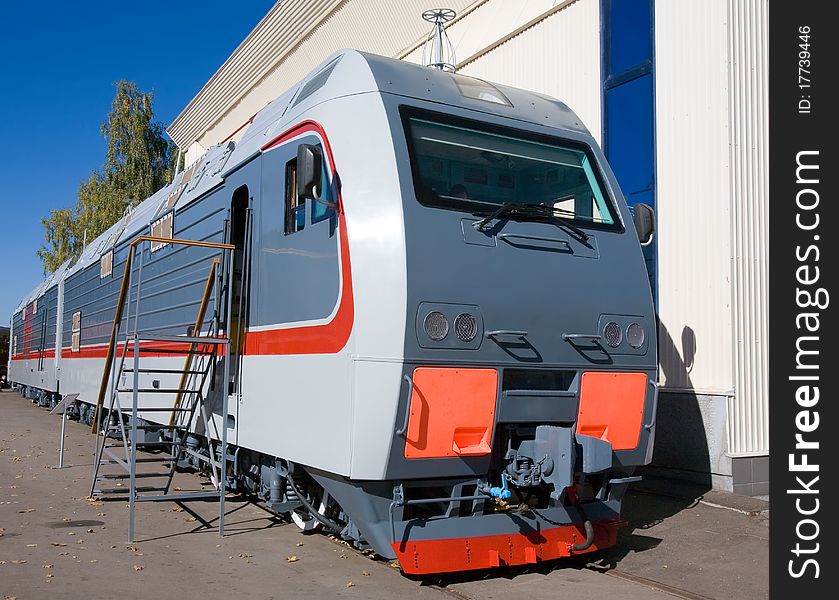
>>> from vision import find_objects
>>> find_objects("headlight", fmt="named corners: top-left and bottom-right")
top-left (454, 313), bottom-right (478, 342)
top-left (423, 311), bottom-right (449, 341)
top-left (626, 323), bottom-right (645, 348)
top-left (603, 321), bottom-right (622, 347)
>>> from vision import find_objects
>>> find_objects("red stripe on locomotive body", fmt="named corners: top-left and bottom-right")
top-left (54, 341), bottom-right (222, 360)
top-left (246, 120), bottom-right (355, 356)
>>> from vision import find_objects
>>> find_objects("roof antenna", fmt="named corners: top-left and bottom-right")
top-left (422, 8), bottom-right (457, 72)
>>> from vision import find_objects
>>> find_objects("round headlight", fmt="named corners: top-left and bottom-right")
top-left (603, 321), bottom-right (622, 347)
top-left (626, 323), bottom-right (645, 348)
top-left (454, 313), bottom-right (478, 342)
top-left (424, 311), bottom-right (449, 341)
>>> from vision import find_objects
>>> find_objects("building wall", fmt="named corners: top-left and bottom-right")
top-left (726, 0), bottom-right (769, 459)
top-left (401, 0), bottom-right (602, 143)
top-left (179, 0), bottom-right (480, 165)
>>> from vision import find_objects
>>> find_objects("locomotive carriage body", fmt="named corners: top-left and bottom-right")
top-left (7, 50), bottom-right (658, 575)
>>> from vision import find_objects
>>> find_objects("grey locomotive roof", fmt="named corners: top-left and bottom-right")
top-left (15, 259), bottom-right (72, 312)
top-left (21, 49), bottom-right (591, 309)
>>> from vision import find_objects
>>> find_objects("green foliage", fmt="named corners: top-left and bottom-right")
top-left (38, 81), bottom-right (176, 274)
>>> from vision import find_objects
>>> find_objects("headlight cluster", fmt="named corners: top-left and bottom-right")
top-left (424, 311), bottom-right (479, 342)
top-left (604, 320), bottom-right (645, 349)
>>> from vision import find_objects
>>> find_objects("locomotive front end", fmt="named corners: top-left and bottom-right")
top-left (368, 89), bottom-right (658, 574)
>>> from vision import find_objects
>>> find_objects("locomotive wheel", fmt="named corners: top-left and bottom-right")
top-left (290, 484), bottom-right (332, 533)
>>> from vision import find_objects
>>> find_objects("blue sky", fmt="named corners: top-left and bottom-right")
top-left (0, 0), bottom-right (275, 323)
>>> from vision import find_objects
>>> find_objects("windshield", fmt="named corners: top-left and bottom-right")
top-left (403, 109), bottom-right (619, 227)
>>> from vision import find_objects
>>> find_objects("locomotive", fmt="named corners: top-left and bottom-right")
top-left (7, 49), bottom-right (657, 574)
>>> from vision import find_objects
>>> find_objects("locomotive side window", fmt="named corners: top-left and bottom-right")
top-left (100, 249), bottom-right (113, 279)
top-left (310, 150), bottom-right (335, 224)
top-left (71, 311), bottom-right (81, 353)
top-left (150, 211), bottom-right (174, 251)
top-left (284, 159), bottom-right (305, 234)
top-left (402, 108), bottom-right (620, 230)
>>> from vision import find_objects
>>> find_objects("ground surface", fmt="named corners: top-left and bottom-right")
top-left (0, 389), bottom-right (768, 599)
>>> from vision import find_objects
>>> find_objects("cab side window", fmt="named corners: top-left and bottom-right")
top-left (285, 143), bottom-right (334, 233)
top-left (311, 157), bottom-right (335, 224)
top-left (284, 159), bottom-right (305, 234)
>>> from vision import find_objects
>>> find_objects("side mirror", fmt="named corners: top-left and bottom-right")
top-left (296, 144), bottom-right (323, 201)
top-left (632, 203), bottom-right (656, 246)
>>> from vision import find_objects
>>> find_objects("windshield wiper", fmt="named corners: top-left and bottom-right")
top-left (472, 201), bottom-right (590, 242)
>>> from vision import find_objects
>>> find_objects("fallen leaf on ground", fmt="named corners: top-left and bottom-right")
top-left (11, 560), bottom-right (27, 564)
top-left (50, 543), bottom-right (67, 547)
top-left (126, 545), bottom-right (141, 552)
top-left (91, 559), bottom-right (98, 563)
top-left (132, 565), bottom-right (144, 572)
top-left (286, 555), bottom-right (299, 563)
top-left (362, 571), bottom-right (370, 576)
top-left (18, 508), bottom-right (35, 513)
top-left (296, 542), bottom-right (304, 547)
top-left (46, 573), bottom-right (55, 579)
top-left (239, 553), bottom-right (253, 558)
top-left (26, 543), bottom-right (37, 547)
top-left (67, 532), bottom-right (75, 536)
top-left (184, 517), bottom-right (196, 523)
top-left (346, 581), bottom-right (355, 588)
top-left (43, 564), bottom-right (53, 569)
top-left (86, 529), bottom-right (94, 533)
top-left (389, 561), bottom-right (401, 569)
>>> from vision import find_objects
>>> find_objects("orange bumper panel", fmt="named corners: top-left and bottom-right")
top-left (392, 519), bottom-right (623, 575)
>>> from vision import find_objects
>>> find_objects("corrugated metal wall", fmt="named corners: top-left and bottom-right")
top-left (654, 0), bottom-right (734, 396)
top-left (451, 0), bottom-right (602, 144)
top-left (726, 0), bottom-right (769, 456)
top-left (188, 0), bottom-right (479, 163)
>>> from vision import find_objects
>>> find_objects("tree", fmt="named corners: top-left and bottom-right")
top-left (38, 81), bottom-right (176, 274)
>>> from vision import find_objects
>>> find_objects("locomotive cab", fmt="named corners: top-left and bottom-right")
top-left (247, 52), bottom-right (662, 574)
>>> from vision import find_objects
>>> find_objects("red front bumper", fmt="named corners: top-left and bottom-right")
top-left (392, 519), bottom-right (623, 575)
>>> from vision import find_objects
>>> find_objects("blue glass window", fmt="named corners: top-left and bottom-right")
top-left (604, 74), bottom-right (655, 198)
top-left (604, 0), bottom-right (652, 77)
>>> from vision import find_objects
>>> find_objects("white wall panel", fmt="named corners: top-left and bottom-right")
top-left (655, 0), bottom-right (733, 395)
top-left (175, 0), bottom-right (478, 153)
top-left (727, 0), bottom-right (769, 456)
top-left (452, 0), bottom-right (602, 144)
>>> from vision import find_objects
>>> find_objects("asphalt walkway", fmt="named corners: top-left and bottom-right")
top-left (0, 389), bottom-right (768, 599)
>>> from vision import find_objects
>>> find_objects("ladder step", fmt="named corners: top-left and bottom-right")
top-left (134, 333), bottom-right (228, 344)
top-left (93, 486), bottom-right (169, 494)
top-left (103, 424), bottom-right (164, 431)
top-left (117, 388), bottom-right (201, 394)
top-left (112, 407), bottom-right (195, 412)
top-left (127, 347), bottom-right (215, 356)
top-left (104, 441), bottom-right (177, 449)
top-left (99, 457), bottom-right (174, 464)
top-left (123, 368), bottom-right (206, 375)
top-left (97, 472), bottom-right (170, 480)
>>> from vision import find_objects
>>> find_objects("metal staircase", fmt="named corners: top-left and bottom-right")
top-left (89, 235), bottom-right (235, 542)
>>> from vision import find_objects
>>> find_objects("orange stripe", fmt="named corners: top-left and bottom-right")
top-left (392, 519), bottom-right (623, 575)
top-left (246, 120), bottom-right (354, 356)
